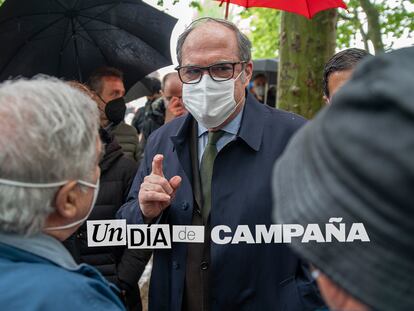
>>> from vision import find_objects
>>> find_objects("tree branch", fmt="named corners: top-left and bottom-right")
top-left (359, 0), bottom-right (385, 53)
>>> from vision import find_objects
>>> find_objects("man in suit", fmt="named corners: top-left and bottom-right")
top-left (118, 17), bottom-right (324, 311)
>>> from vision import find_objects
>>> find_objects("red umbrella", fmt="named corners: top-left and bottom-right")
top-left (219, 0), bottom-right (347, 19)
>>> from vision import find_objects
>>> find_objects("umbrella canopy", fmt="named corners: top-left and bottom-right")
top-left (125, 75), bottom-right (156, 102)
top-left (252, 58), bottom-right (278, 85)
top-left (0, 0), bottom-right (177, 90)
top-left (219, 0), bottom-right (347, 19)
top-left (253, 58), bottom-right (278, 73)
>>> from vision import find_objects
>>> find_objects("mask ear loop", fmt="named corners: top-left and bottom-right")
top-left (77, 180), bottom-right (99, 189)
top-left (238, 61), bottom-right (248, 83)
top-left (43, 179), bottom-right (100, 231)
top-left (226, 75), bottom-right (246, 121)
top-left (234, 69), bottom-right (244, 83)
top-left (0, 179), bottom-right (98, 189)
top-left (0, 179), bottom-right (67, 188)
top-left (233, 94), bottom-right (245, 112)
top-left (233, 63), bottom-right (248, 109)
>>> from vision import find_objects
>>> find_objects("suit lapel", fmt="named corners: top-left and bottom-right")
top-left (189, 119), bottom-right (202, 212)
top-left (170, 115), bottom-right (193, 186)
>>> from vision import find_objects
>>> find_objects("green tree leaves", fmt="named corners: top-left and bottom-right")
top-left (242, 0), bottom-right (413, 55)
top-left (240, 8), bottom-right (280, 59)
top-left (337, 0), bottom-right (413, 52)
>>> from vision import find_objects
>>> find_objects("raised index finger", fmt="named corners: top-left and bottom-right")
top-left (151, 154), bottom-right (164, 177)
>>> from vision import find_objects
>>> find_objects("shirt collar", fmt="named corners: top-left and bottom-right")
top-left (0, 232), bottom-right (80, 270)
top-left (198, 104), bottom-right (245, 138)
top-left (171, 91), bottom-right (265, 152)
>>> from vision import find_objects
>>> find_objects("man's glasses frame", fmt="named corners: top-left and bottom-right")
top-left (175, 61), bottom-right (247, 84)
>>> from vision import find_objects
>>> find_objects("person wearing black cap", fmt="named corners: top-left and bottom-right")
top-left (272, 47), bottom-right (414, 311)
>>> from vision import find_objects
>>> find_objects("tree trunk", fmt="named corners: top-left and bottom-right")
top-left (359, 0), bottom-right (384, 53)
top-left (277, 10), bottom-right (337, 119)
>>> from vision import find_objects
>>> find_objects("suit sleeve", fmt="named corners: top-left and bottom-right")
top-left (296, 261), bottom-right (327, 310)
top-left (116, 134), bottom-right (153, 224)
top-left (116, 157), bottom-right (153, 289)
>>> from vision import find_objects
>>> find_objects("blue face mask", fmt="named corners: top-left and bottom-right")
top-left (0, 178), bottom-right (99, 231)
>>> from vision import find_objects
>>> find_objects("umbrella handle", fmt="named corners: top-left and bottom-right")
top-left (225, 0), bottom-right (229, 19)
top-left (218, 0), bottom-right (229, 19)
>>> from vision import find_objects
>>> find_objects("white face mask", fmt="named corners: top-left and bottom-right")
top-left (182, 72), bottom-right (244, 129)
top-left (255, 86), bottom-right (265, 97)
top-left (0, 178), bottom-right (100, 231)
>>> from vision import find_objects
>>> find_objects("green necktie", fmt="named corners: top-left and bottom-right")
top-left (200, 130), bottom-right (225, 222)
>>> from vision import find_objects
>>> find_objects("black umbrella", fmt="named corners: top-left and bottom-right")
top-left (0, 0), bottom-right (177, 90)
top-left (252, 58), bottom-right (278, 72)
top-left (125, 75), bottom-right (159, 102)
top-left (252, 58), bottom-right (278, 85)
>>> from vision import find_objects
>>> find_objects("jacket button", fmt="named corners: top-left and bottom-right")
top-left (181, 201), bottom-right (189, 210)
top-left (173, 261), bottom-right (180, 270)
top-left (200, 261), bottom-right (209, 270)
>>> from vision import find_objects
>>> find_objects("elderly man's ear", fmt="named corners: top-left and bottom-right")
top-left (323, 95), bottom-right (331, 105)
top-left (53, 181), bottom-right (81, 219)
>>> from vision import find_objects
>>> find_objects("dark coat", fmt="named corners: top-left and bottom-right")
top-left (118, 93), bottom-right (325, 311)
top-left (65, 135), bottom-right (151, 311)
top-left (111, 122), bottom-right (141, 162)
top-left (132, 98), bottom-right (165, 140)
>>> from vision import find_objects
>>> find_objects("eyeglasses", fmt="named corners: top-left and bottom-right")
top-left (175, 61), bottom-right (247, 84)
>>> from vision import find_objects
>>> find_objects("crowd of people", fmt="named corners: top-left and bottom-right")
top-left (0, 16), bottom-right (413, 311)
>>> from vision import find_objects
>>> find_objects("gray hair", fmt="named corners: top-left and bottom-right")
top-left (176, 17), bottom-right (252, 65)
top-left (0, 77), bottom-right (99, 235)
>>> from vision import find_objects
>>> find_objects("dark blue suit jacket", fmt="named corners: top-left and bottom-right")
top-left (118, 93), bottom-right (325, 311)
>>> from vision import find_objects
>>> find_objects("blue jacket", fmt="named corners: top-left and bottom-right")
top-left (119, 93), bottom-right (325, 311)
top-left (0, 235), bottom-right (125, 311)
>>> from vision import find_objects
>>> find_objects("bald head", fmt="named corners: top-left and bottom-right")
top-left (162, 72), bottom-right (182, 102)
top-left (162, 72), bottom-right (186, 122)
